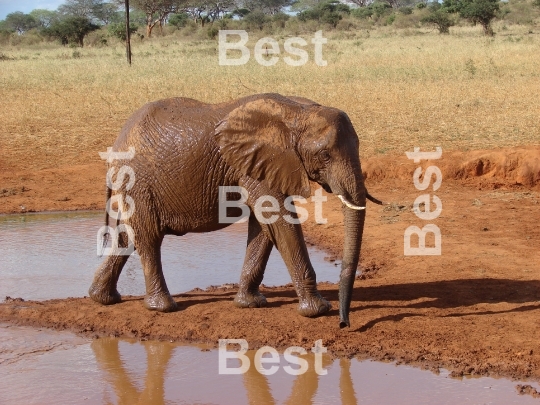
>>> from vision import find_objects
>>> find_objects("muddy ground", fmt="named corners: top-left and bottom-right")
top-left (1, 147), bottom-right (539, 382)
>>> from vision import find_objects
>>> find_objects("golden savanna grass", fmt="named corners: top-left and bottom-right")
top-left (1, 24), bottom-right (539, 172)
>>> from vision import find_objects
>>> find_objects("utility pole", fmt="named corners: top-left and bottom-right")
top-left (125, 0), bottom-right (132, 65)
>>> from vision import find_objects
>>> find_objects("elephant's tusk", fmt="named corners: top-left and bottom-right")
top-left (337, 195), bottom-right (366, 210)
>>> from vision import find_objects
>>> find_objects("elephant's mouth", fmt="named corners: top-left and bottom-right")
top-left (321, 183), bottom-right (332, 193)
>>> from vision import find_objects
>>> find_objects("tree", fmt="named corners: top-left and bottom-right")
top-left (241, 0), bottom-right (292, 14)
top-left (459, 0), bottom-right (499, 35)
top-left (351, 1), bottom-right (391, 18)
top-left (46, 16), bottom-right (99, 46)
top-left (442, 0), bottom-right (499, 35)
top-left (4, 12), bottom-right (37, 34)
top-left (93, 2), bottom-right (122, 24)
top-left (298, 0), bottom-right (350, 27)
top-left (421, 8), bottom-right (455, 33)
top-left (58, 0), bottom-right (101, 18)
top-left (131, 0), bottom-right (186, 37)
top-left (168, 12), bottom-right (189, 27)
top-left (29, 9), bottom-right (61, 29)
top-left (244, 10), bottom-right (268, 29)
top-left (184, 0), bottom-right (237, 26)
top-left (108, 21), bottom-right (139, 39)
top-left (344, 0), bottom-right (374, 7)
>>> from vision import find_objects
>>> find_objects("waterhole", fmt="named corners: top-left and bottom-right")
top-left (0, 211), bottom-right (338, 300)
top-left (0, 212), bottom-right (538, 404)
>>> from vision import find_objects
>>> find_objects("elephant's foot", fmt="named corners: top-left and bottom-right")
top-left (144, 291), bottom-right (178, 312)
top-left (234, 290), bottom-right (267, 308)
top-left (297, 293), bottom-right (331, 317)
top-left (88, 283), bottom-right (122, 305)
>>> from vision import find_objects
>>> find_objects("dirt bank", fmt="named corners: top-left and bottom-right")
top-left (1, 146), bottom-right (539, 381)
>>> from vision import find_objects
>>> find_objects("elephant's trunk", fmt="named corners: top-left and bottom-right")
top-left (338, 186), bottom-right (366, 329)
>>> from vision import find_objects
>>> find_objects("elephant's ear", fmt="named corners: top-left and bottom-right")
top-left (215, 98), bottom-right (311, 198)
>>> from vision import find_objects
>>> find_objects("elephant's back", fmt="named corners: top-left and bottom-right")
top-left (111, 97), bottom-right (226, 154)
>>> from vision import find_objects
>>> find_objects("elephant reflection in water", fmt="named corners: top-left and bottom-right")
top-left (242, 351), bottom-right (358, 405)
top-left (91, 339), bottom-right (358, 405)
top-left (91, 338), bottom-right (173, 405)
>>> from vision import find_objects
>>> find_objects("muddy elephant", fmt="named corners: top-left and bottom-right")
top-left (89, 93), bottom-right (382, 327)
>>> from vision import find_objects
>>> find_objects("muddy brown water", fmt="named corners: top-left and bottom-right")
top-left (1, 212), bottom-right (540, 404)
top-left (0, 211), bottom-right (338, 300)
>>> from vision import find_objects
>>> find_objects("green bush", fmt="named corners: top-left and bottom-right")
top-left (416, 2), bottom-right (427, 8)
top-left (352, 2), bottom-right (392, 20)
top-left (272, 12), bottom-right (290, 28)
top-left (399, 6), bottom-right (414, 14)
top-left (533, 0), bottom-right (540, 7)
top-left (169, 13), bottom-right (189, 29)
top-left (459, 0), bottom-right (499, 36)
top-left (207, 26), bottom-right (219, 39)
top-left (107, 22), bottom-right (138, 41)
top-left (244, 11), bottom-right (269, 30)
top-left (298, 0), bottom-right (350, 27)
top-left (421, 9), bottom-right (455, 33)
top-left (44, 17), bottom-right (99, 47)
top-left (3, 12), bottom-right (37, 34)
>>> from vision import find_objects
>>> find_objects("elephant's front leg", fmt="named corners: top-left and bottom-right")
top-left (263, 217), bottom-right (331, 317)
top-left (242, 180), bottom-right (331, 317)
top-left (234, 214), bottom-right (274, 308)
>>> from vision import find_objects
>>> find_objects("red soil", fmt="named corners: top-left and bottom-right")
top-left (1, 146), bottom-right (539, 381)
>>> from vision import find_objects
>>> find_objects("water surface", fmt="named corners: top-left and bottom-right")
top-left (0, 211), bottom-right (339, 300)
top-left (1, 212), bottom-right (539, 404)
top-left (1, 324), bottom-right (539, 405)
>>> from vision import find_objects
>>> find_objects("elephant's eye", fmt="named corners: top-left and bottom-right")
top-left (319, 150), bottom-right (331, 163)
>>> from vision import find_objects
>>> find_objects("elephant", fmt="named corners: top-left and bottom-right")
top-left (89, 93), bottom-right (383, 328)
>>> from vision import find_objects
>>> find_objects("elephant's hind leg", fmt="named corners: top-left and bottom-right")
top-left (234, 215), bottom-right (273, 308)
top-left (89, 253), bottom-right (128, 305)
top-left (137, 233), bottom-right (178, 313)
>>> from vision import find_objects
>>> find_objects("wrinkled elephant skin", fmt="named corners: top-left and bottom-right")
top-left (89, 93), bottom-right (378, 327)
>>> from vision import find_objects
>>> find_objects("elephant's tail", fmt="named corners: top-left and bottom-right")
top-left (366, 190), bottom-right (387, 205)
top-left (99, 186), bottom-right (112, 256)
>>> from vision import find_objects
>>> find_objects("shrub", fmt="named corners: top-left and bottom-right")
top-left (399, 6), bottom-right (414, 14)
top-left (416, 2), bottom-right (427, 8)
top-left (4, 12), bottom-right (37, 34)
top-left (45, 17), bottom-right (99, 47)
top-left (207, 26), bottom-right (219, 39)
top-left (169, 13), bottom-right (189, 29)
top-left (108, 22), bottom-right (139, 41)
top-left (386, 13), bottom-right (397, 24)
top-left (244, 11), bottom-right (269, 30)
top-left (459, 0), bottom-right (499, 36)
top-left (298, 0), bottom-right (350, 27)
top-left (421, 9), bottom-right (455, 33)
top-left (272, 12), bottom-right (290, 28)
top-left (352, 2), bottom-right (392, 20)
top-left (393, 11), bottom-right (423, 28)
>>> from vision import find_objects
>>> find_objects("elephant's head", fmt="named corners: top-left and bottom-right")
top-left (215, 94), bottom-right (380, 327)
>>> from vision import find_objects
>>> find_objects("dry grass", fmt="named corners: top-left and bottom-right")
top-left (0, 24), bottom-right (539, 172)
